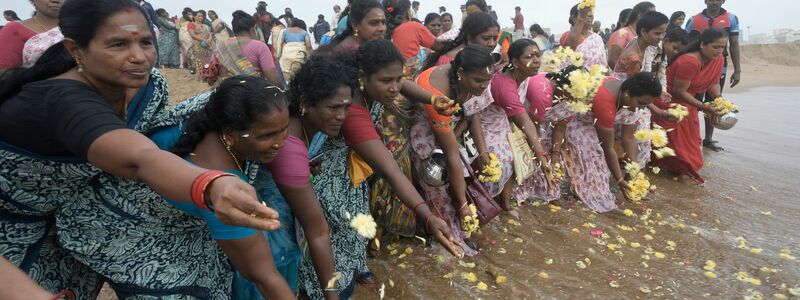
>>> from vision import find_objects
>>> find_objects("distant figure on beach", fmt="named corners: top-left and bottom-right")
top-left (4, 10), bottom-right (21, 22)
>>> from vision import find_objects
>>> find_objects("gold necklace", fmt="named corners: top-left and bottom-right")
top-left (32, 15), bottom-right (48, 31)
top-left (219, 134), bottom-right (243, 173)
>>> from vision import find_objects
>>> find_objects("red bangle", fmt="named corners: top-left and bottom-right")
top-left (535, 151), bottom-right (548, 157)
top-left (49, 290), bottom-right (75, 300)
top-left (191, 171), bottom-right (235, 211)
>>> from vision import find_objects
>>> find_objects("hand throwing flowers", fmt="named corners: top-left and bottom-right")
top-left (709, 97), bottom-right (738, 115)
top-left (350, 213), bottom-right (377, 238)
top-left (578, 0), bottom-right (596, 11)
top-left (461, 204), bottom-right (480, 238)
top-left (478, 153), bottom-right (502, 183)
top-left (666, 103), bottom-right (689, 122)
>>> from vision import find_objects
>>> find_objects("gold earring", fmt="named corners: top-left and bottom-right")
top-left (272, 144), bottom-right (280, 149)
top-left (457, 73), bottom-right (462, 81)
top-left (359, 79), bottom-right (365, 93)
top-left (300, 107), bottom-right (307, 116)
top-left (353, 29), bottom-right (360, 42)
top-left (74, 57), bottom-right (84, 72)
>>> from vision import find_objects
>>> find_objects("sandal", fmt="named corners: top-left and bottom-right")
top-left (703, 140), bottom-right (724, 152)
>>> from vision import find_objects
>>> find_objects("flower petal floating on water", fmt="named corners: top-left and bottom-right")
top-left (538, 271), bottom-right (549, 279)
top-left (654, 252), bottom-right (666, 259)
top-left (462, 272), bottom-right (478, 282)
top-left (350, 214), bottom-right (377, 238)
top-left (630, 242), bottom-right (641, 249)
top-left (780, 249), bottom-right (796, 260)
top-left (544, 258), bottom-right (554, 265)
top-left (704, 260), bottom-right (717, 271)
top-left (623, 209), bottom-right (635, 217)
top-left (458, 260), bottom-right (476, 269)
top-left (644, 234), bottom-right (654, 241)
top-left (760, 211), bottom-right (772, 216)
top-left (590, 228), bottom-right (604, 238)
top-left (773, 293), bottom-right (788, 300)
top-left (496, 275), bottom-right (508, 284)
top-left (750, 248), bottom-right (763, 255)
top-left (639, 286), bottom-right (651, 294)
top-left (571, 228), bottom-right (581, 234)
top-left (576, 261), bottom-right (587, 269)
top-left (609, 280), bottom-right (620, 288)
top-left (704, 271), bottom-right (717, 279)
top-left (476, 282), bottom-right (488, 291)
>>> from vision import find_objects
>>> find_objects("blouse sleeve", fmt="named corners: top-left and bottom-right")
top-left (526, 74), bottom-right (554, 120)
top-left (489, 75), bottom-right (526, 118)
top-left (50, 86), bottom-right (127, 159)
top-left (266, 135), bottom-right (310, 186)
top-left (607, 29), bottom-right (629, 49)
top-left (341, 104), bottom-right (379, 145)
top-left (591, 85), bottom-right (617, 129)
top-left (0, 23), bottom-right (33, 69)
top-left (254, 41), bottom-right (276, 71)
top-left (416, 22), bottom-right (437, 49)
top-left (674, 55), bottom-right (700, 82)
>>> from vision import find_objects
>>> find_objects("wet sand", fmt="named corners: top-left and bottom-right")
top-left (353, 86), bottom-right (800, 299)
top-left (97, 45), bottom-right (800, 299)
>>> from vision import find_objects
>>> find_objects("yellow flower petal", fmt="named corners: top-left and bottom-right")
top-left (462, 272), bottom-right (478, 282)
top-left (476, 281), bottom-right (488, 291)
top-left (496, 275), bottom-right (507, 284)
top-left (654, 252), bottom-right (666, 259)
top-left (623, 209), bottom-right (635, 217)
top-left (704, 271), bottom-right (717, 278)
top-left (538, 271), bottom-right (549, 279)
top-left (630, 242), bottom-right (641, 248)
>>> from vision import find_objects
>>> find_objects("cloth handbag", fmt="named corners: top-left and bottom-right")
top-left (507, 124), bottom-right (535, 184)
top-left (461, 154), bottom-right (500, 225)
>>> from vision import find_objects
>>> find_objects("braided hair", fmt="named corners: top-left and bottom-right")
top-left (421, 12), bottom-right (498, 71)
top-left (447, 44), bottom-right (494, 100)
top-left (171, 76), bottom-right (288, 157)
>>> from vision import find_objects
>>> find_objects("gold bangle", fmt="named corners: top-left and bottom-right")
top-left (430, 95), bottom-right (437, 106)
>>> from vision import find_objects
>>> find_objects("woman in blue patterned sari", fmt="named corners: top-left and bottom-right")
top-left (0, 0), bottom-right (279, 298)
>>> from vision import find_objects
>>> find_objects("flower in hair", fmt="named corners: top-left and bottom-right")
top-left (386, 5), bottom-right (394, 13)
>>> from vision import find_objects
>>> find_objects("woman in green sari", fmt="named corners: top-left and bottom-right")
top-left (155, 9), bottom-right (180, 68)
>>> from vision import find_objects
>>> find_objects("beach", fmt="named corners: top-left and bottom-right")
top-left (98, 43), bottom-right (800, 299)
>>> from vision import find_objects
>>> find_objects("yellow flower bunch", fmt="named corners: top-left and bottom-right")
top-left (634, 125), bottom-right (675, 159)
top-left (666, 103), bottom-right (689, 122)
top-left (551, 162), bottom-right (565, 183)
top-left (709, 97), bottom-right (738, 115)
top-left (562, 66), bottom-right (606, 114)
top-left (350, 213), bottom-right (377, 238)
top-left (540, 47), bottom-right (585, 73)
top-left (633, 127), bottom-right (668, 148)
top-left (578, 0), bottom-right (596, 11)
top-left (623, 162), bottom-right (651, 203)
top-left (461, 204), bottom-right (480, 238)
top-left (478, 153), bottom-right (502, 183)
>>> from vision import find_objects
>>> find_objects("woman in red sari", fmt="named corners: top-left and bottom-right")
top-left (651, 28), bottom-right (727, 183)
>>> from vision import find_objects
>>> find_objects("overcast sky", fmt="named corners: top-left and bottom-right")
top-left (3, 0), bottom-right (797, 39)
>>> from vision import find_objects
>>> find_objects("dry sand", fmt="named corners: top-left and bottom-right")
top-left (94, 43), bottom-right (799, 300)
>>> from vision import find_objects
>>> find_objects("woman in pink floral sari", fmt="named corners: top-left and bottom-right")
top-left (559, 4), bottom-right (607, 69)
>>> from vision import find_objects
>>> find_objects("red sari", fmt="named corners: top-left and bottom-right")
top-left (651, 54), bottom-right (724, 183)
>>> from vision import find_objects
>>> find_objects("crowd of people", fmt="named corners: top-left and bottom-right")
top-left (0, 0), bottom-right (742, 299)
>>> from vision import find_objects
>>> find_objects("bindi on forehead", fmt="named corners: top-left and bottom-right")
top-left (125, 7), bottom-right (133, 13)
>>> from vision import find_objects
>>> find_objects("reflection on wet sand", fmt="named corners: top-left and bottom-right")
top-left (357, 87), bottom-right (800, 299)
